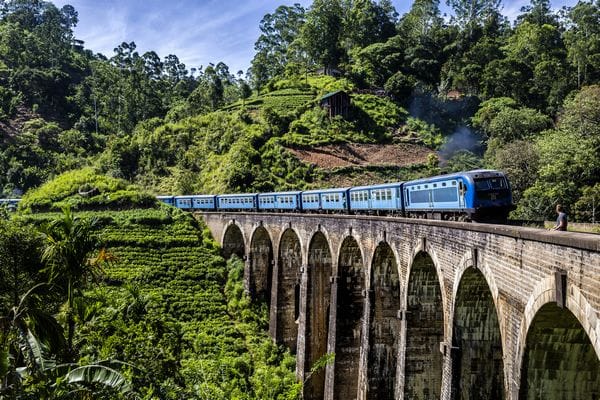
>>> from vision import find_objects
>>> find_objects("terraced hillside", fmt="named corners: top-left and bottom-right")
top-left (18, 206), bottom-right (299, 399)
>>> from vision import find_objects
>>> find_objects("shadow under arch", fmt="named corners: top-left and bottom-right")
top-left (403, 251), bottom-right (444, 400)
top-left (333, 235), bottom-right (365, 400)
top-left (451, 267), bottom-right (504, 400)
top-left (249, 226), bottom-right (273, 305)
top-left (222, 222), bottom-right (245, 260)
top-left (367, 241), bottom-right (400, 400)
top-left (518, 288), bottom-right (600, 399)
top-left (276, 228), bottom-right (302, 353)
top-left (305, 231), bottom-right (333, 400)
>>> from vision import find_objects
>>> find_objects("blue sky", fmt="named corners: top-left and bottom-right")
top-left (52, 0), bottom-right (577, 75)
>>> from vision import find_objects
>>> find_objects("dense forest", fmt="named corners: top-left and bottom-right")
top-left (1, 0), bottom-right (600, 396)
top-left (0, 0), bottom-right (599, 220)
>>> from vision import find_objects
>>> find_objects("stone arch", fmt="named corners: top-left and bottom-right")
top-left (367, 241), bottom-right (401, 400)
top-left (450, 266), bottom-right (504, 400)
top-left (249, 226), bottom-right (273, 304)
top-left (334, 235), bottom-right (365, 400)
top-left (408, 239), bottom-right (448, 330)
top-left (276, 228), bottom-right (302, 353)
top-left (516, 276), bottom-right (600, 399)
top-left (403, 251), bottom-right (445, 400)
top-left (305, 231), bottom-right (333, 400)
top-left (222, 222), bottom-right (245, 260)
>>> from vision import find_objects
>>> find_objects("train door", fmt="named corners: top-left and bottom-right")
top-left (458, 180), bottom-right (466, 209)
top-left (428, 186), bottom-right (434, 208)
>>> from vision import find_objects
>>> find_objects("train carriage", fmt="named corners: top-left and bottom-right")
top-left (157, 195), bottom-right (175, 206)
top-left (174, 195), bottom-right (193, 210)
top-left (301, 191), bottom-right (321, 211)
top-left (191, 195), bottom-right (217, 210)
top-left (258, 191), bottom-right (302, 211)
top-left (217, 193), bottom-right (258, 211)
top-left (0, 198), bottom-right (20, 212)
top-left (349, 182), bottom-right (403, 213)
top-left (302, 188), bottom-right (350, 212)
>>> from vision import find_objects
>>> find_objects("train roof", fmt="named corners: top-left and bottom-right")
top-left (217, 193), bottom-right (258, 198)
top-left (258, 191), bottom-right (302, 196)
top-left (302, 187), bottom-right (350, 194)
top-left (174, 194), bottom-right (216, 199)
top-left (0, 198), bottom-right (21, 202)
top-left (350, 182), bottom-right (403, 191)
top-left (404, 169), bottom-right (505, 185)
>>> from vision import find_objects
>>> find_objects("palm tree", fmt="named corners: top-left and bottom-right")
top-left (0, 284), bottom-right (132, 397)
top-left (41, 207), bottom-right (104, 361)
top-left (0, 283), bottom-right (65, 394)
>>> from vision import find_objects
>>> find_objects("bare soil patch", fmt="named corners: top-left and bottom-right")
top-left (287, 143), bottom-right (433, 170)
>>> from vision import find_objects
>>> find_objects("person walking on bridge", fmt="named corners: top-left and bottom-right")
top-left (552, 204), bottom-right (568, 231)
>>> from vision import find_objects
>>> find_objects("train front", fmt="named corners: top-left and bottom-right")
top-left (466, 170), bottom-right (515, 222)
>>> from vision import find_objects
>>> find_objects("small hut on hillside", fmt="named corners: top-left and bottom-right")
top-left (320, 90), bottom-right (350, 118)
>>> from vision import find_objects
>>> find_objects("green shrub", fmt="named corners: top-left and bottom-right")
top-left (19, 167), bottom-right (156, 212)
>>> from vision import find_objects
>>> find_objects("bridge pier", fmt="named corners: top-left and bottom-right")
top-left (297, 264), bottom-right (309, 383)
top-left (203, 212), bottom-right (600, 400)
top-left (269, 254), bottom-right (279, 340)
top-left (324, 276), bottom-right (338, 400)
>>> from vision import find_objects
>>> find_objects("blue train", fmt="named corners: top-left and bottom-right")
top-left (160, 169), bottom-right (515, 222)
top-left (1, 170), bottom-right (514, 222)
top-left (0, 198), bottom-right (21, 212)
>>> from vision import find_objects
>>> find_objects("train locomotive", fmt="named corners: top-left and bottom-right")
top-left (161, 169), bottom-right (515, 223)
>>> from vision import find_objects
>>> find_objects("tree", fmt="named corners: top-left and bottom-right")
top-left (558, 84), bottom-right (600, 137)
top-left (486, 140), bottom-right (539, 202)
top-left (573, 183), bottom-right (600, 222)
top-left (344, 0), bottom-right (397, 51)
top-left (350, 35), bottom-right (405, 87)
top-left (0, 283), bottom-right (66, 394)
top-left (515, 0), bottom-right (558, 26)
top-left (41, 207), bottom-right (103, 360)
top-left (298, 0), bottom-right (345, 73)
top-left (447, 0), bottom-right (501, 36)
top-left (252, 4), bottom-right (306, 81)
top-left (564, 2), bottom-right (600, 87)
top-left (398, 0), bottom-right (442, 41)
top-left (239, 79), bottom-right (252, 106)
top-left (0, 221), bottom-right (44, 313)
top-left (472, 96), bottom-right (516, 129)
top-left (486, 107), bottom-right (553, 142)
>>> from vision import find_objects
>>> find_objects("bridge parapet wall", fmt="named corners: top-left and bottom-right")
top-left (198, 212), bottom-right (600, 400)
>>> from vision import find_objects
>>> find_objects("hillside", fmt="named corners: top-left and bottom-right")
top-left (1, 0), bottom-right (600, 217)
top-left (13, 206), bottom-right (299, 398)
top-left (288, 143), bottom-right (433, 170)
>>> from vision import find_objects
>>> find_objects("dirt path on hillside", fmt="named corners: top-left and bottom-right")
top-left (287, 143), bottom-right (433, 170)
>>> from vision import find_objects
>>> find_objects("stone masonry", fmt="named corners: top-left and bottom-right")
top-left (199, 212), bottom-right (600, 400)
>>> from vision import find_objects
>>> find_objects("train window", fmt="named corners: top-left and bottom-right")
top-left (452, 181), bottom-right (456, 185)
top-left (433, 184), bottom-right (437, 188)
top-left (442, 182), bottom-right (447, 187)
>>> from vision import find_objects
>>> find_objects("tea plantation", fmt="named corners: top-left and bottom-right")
top-left (17, 206), bottom-right (299, 399)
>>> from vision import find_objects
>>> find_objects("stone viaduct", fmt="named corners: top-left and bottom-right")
top-left (199, 212), bottom-right (600, 400)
